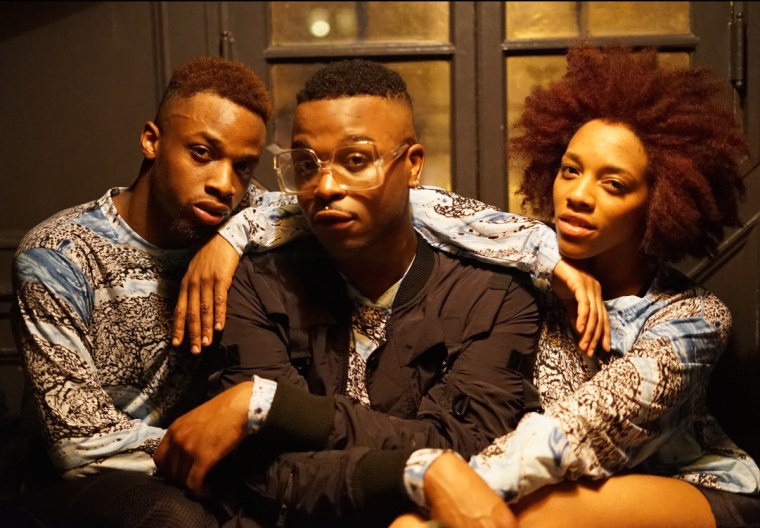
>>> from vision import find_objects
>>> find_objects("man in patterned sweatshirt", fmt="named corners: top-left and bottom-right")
top-left (11, 56), bottom-right (273, 527)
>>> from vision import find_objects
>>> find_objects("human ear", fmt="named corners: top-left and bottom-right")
top-left (406, 143), bottom-right (425, 188)
top-left (140, 121), bottom-right (160, 160)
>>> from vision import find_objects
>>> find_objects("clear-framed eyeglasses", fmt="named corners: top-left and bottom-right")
top-left (274, 140), bottom-right (412, 196)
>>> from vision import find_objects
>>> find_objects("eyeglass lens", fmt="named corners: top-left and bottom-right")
top-left (280, 144), bottom-right (381, 193)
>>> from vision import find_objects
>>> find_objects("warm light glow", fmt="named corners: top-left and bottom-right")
top-left (310, 19), bottom-right (331, 38)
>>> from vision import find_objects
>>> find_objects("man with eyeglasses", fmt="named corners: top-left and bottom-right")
top-left (154, 59), bottom-right (542, 526)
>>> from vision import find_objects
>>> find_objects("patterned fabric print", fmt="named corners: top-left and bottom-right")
top-left (342, 276), bottom-right (400, 407)
top-left (218, 186), bottom-right (560, 287)
top-left (218, 192), bottom-right (306, 257)
top-left (533, 296), bottom-right (597, 406)
top-left (347, 305), bottom-right (390, 406)
top-left (408, 187), bottom-right (560, 289)
top-left (461, 266), bottom-right (760, 502)
top-left (13, 188), bottom-right (203, 478)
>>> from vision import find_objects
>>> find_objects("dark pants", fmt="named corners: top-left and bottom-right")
top-left (18, 470), bottom-right (247, 528)
top-left (699, 487), bottom-right (760, 528)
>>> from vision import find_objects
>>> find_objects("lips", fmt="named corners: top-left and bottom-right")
top-left (311, 208), bottom-right (353, 226)
top-left (193, 201), bottom-right (231, 226)
top-left (556, 212), bottom-right (596, 238)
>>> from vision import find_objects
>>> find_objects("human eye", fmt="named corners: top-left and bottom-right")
top-left (293, 157), bottom-right (318, 177)
top-left (337, 148), bottom-right (373, 173)
top-left (190, 145), bottom-right (213, 162)
top-left (234, 159), bottom-right (258, 182)
top-left (601, 178), bottom-right (628, 195)
top-left (559, 163), bottom-right (580, 179)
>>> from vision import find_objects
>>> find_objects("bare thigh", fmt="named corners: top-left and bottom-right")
top-left (512, 474), bottom-right (715, 528)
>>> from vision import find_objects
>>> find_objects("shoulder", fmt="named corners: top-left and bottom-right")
top-left (646, 266), bottom-right (730, 331)
top-left (434, 247), bottom-right (535, 293)
top-left (616, 267), bottom-right (733, 362)
top-left (238, 236), bottom-right (342, 297)
top-left (17, 191), bottom-right (113, 255)
top-left (242, 236), bottom-right (325, 272)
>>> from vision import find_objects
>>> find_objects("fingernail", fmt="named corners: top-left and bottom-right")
top-left (202, 336), bottom-right (209, 346)
top-left (171, 338), bottom-right (179, 347)
top-left (191, 345), bottom-right (199, 354)
top-left (215, 323), bottom-right (222, 331)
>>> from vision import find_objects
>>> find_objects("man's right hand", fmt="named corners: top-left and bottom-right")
top-left (172, 234), bottom-right (241, 354)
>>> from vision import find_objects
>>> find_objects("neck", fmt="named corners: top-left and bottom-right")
top-left (112, 172), bottom-right (172, 248)
top-left (333, 229), bottom-right (418, 302)
top-left (587, 250), bottom-right (654, 300)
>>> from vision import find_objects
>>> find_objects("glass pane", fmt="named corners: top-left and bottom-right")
top-left (505, 2), bottom-right (690, 41)
top-left (272, 61), bottom-right (451, 190)
top-left (587, 2), bottom-right (690, 36)
top-left (270, 2), bottom-right (449, 45)
top-left (505, 52), bottom-right (690, 215)
top-left (506, 2), bottom-right (579, 40)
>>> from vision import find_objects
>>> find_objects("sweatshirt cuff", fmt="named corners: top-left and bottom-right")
top-left (403, 448), bottom-right (449, 508)
top-left (353, 448), bottom-right (416, 510)
top-left (257, 380), bottom-right (335, 452)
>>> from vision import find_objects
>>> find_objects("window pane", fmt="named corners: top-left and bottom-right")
top-left (505, 52), bottom-right (689, 215)
top-left (587, 2), bottom-right (690, 36)
top-left (505, 2), bottom-right (690, 41)
top-left (272, 61), bottom-right (451, 190)
top-left (270, 2), bottom-right (449, 45)
top-left (506, 2), bottom-right (579, 40)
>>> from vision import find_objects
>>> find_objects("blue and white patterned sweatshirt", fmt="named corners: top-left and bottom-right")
top-left (402, 261), bottom-right (760, 505)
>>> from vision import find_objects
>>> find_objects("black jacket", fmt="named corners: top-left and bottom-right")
top-left (214, 235), bottom-right (540, 526)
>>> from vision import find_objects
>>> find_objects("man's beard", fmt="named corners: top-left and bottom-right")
top-left (168, 216), bottom-right (215, 247)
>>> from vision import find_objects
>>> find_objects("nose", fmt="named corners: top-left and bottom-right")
top-left (312, 166), bottom-right (346, 201)
top-left (565, 174), bottom-right (595, 211)
top-left (205, 161), bottom-right (237, 202)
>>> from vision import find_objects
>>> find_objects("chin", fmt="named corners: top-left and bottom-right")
top-left (558, 240), bottom-right (594, 261)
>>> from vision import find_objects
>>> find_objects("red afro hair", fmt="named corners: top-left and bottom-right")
top-left (512, 44), bottom-right (747, 263)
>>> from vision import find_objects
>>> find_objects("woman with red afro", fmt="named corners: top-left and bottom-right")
top-left (392, 44), bottom-right (760, 528)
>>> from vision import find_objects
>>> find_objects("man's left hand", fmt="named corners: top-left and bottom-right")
top-left (154, 381), bottom-right (252, 497)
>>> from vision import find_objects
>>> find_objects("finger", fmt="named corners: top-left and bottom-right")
top-left (171, 285), bottom-right (188, 347)
top-left (154, 435), bottom-right (170, 475)
top-left (583, 283), bottom-right (601, 357)
top-left (185, 282), bottom-right (203, 355)
top-left (186, 459), bottom-right (212, 498)
top-left (200, 280), bottom-right (214, 348)
top-left (590, 280), bottom-right (608, 354)
top-left (574, 285), bottom-right (591, 352)
top-left (213, 281), bottom-right (228, 332)
top-left (585, 299), bottom-right (603, 357)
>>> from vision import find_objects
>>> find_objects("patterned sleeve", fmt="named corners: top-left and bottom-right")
top-left (467, 293), bottom-right (737, 501)
top-left (216, 191), bottom-right (306, 256)
top-left (12, 247), bottom-right (163, 478)
top-left (219, 187), bottom-right (561, 287)
top-left (409, 187), bottom-right (560, 287)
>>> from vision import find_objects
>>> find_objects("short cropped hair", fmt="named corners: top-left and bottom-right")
top-left (512, 44), bottom-right (747, 263)
top-left (155, 56), bottom-right (272, 127)
top-left (296, 59), bottom-right (413, 109)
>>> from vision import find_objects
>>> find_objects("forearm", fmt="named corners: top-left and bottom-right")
top-left (410, 187), bottom-right (560, 285)
top-left (14, 254), bottom-right (163, 476)
top-left (216, 192), bottom-right (305, 255)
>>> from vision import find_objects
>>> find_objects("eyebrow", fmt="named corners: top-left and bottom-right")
top-left (196, 132), bottom-right (260, 161)
top-left (563, 151), bottom-right (636, 178)
top-left (291, 134), bottom-right (375, 150)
